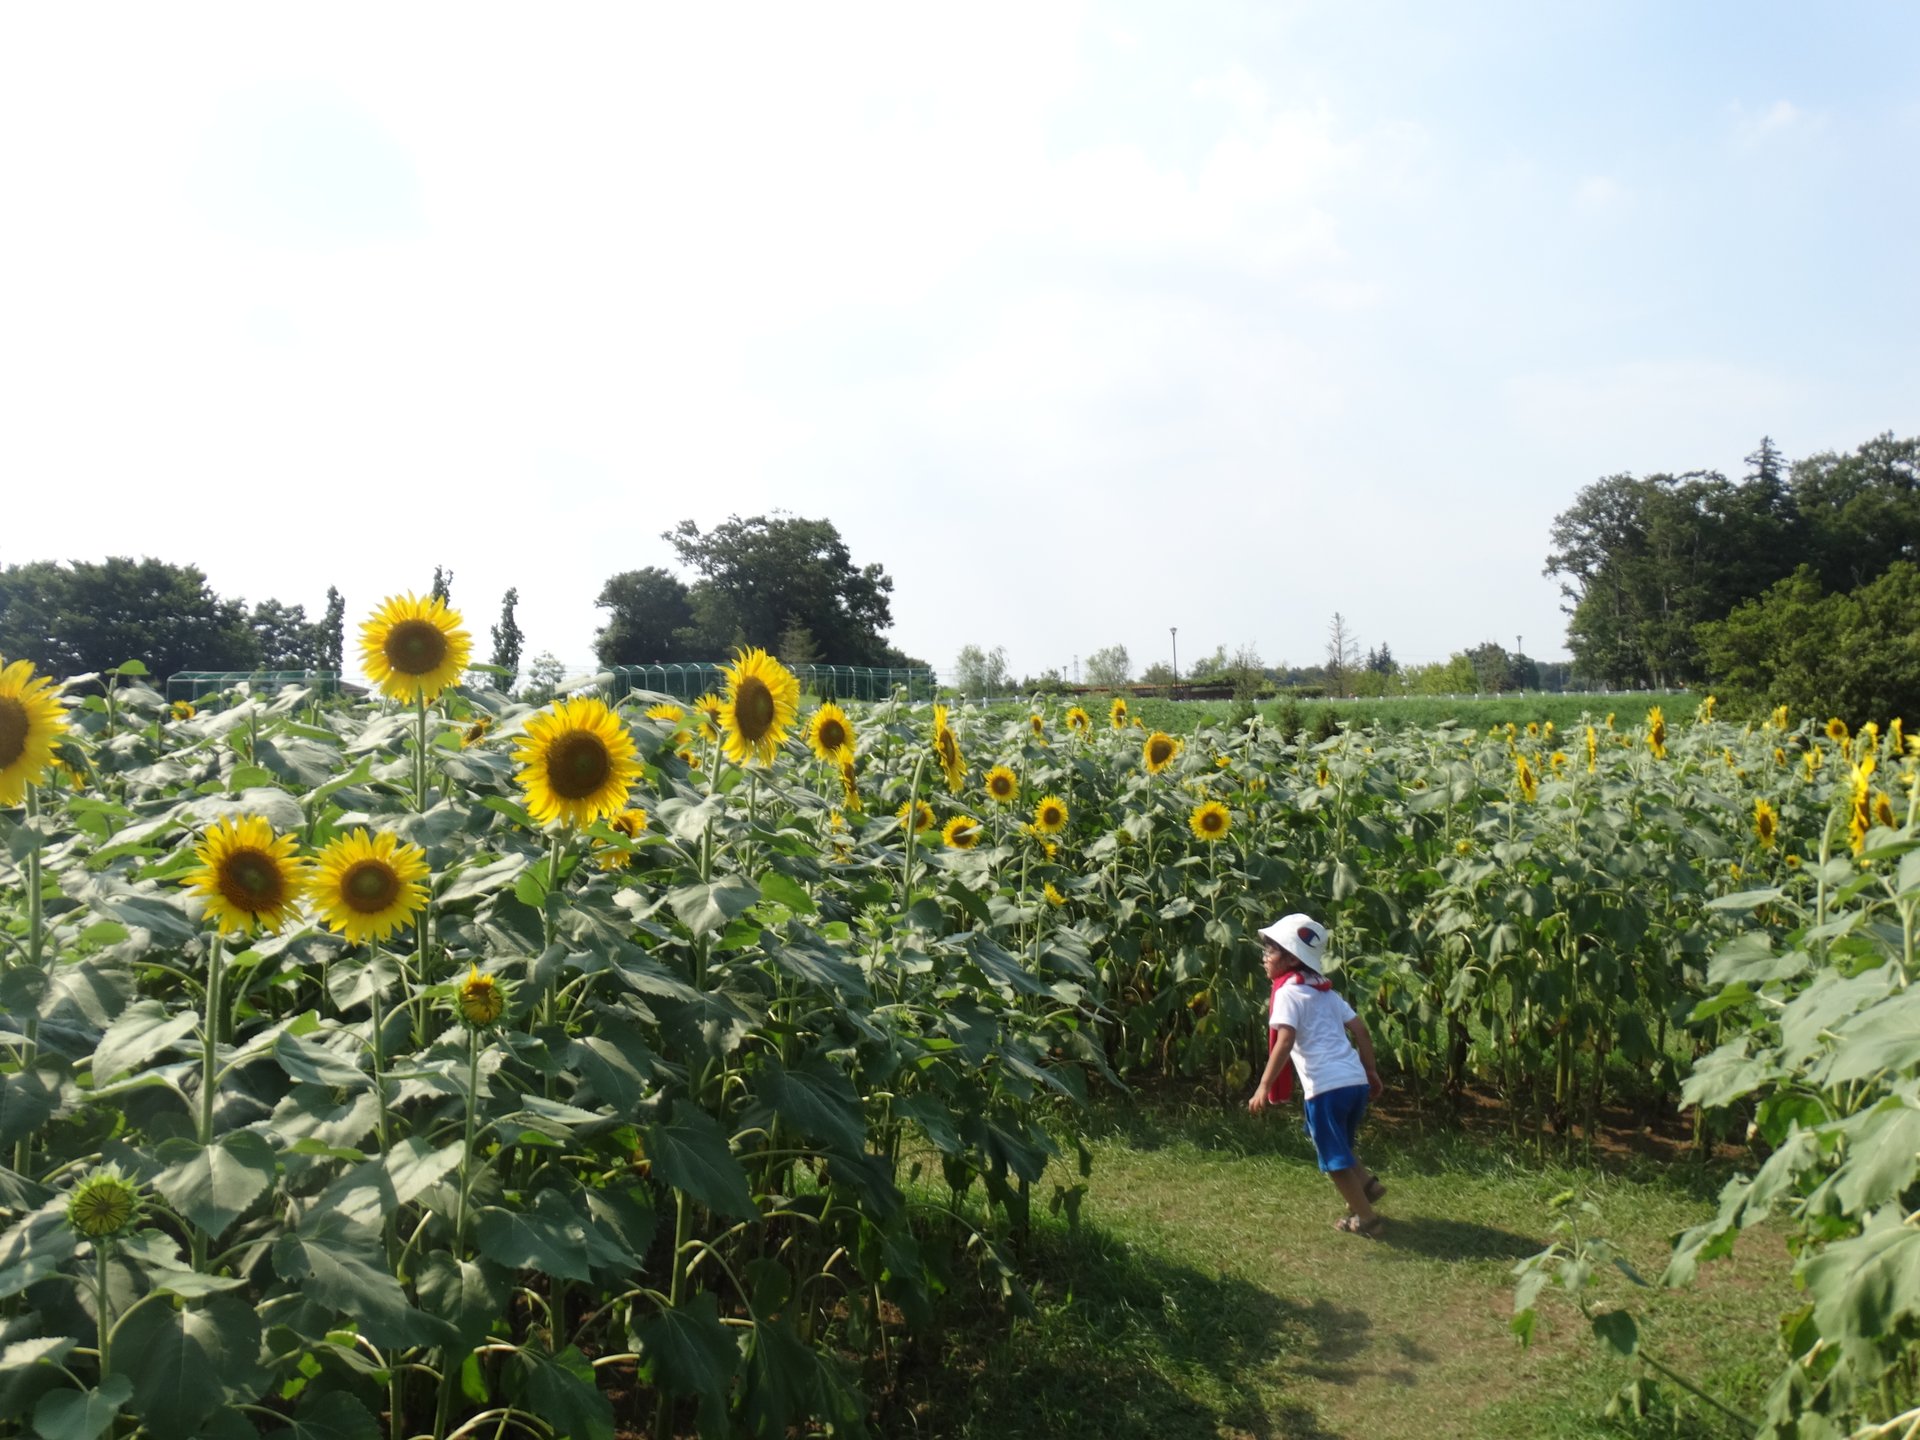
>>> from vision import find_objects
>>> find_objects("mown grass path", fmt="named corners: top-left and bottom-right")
top-left (896, 1099), bottom-right (1788, 1439)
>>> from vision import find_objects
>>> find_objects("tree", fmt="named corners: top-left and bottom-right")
top-left (430, 566), bottom-right (454, 606)
top-left (250, 600), bottom-right (319, 670)
top-left (1325, 613), bottom-right (1360, 696)
top-left (1084, 645), bottom-right (1131, 688)
top-left (0, 558), bottom-right (259, 681)
top-left (952, 644), bottom-right (1010, 697)
top-left (1465, 642), bottom-right (1515, 693)
top-left (1366, 642), bottom-right (1397, 675)
top-left (1185, 644), bottom-right (1232, 680)
top-left (521, 651), bottom-right (567, 705)
top-left (593, 568), bottom-right (698, 666)
top-left (662, 514), bottom-right (899, 665)
top-left (490, 587), bottom-right (523, 689)
top-left (1140, 662), bottom-right (1175, 687)
top-left (777, 616), bottom-right (820, 673)
top-left (318, 586), bottom-right (345, 673)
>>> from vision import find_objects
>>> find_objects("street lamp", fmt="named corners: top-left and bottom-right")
top-left (1170, 627), bottom-right (1178, 695)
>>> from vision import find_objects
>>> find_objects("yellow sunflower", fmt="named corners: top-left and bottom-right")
top-left (1188, 801), bottom-right (1231, 843)
top-left (806, 701), bottom-right (856, 765)
top-left (0, 659), bottom-right (69, 807)
top-left (942, 815), bottom-right (982, 850)
top-left (1646, 706), bottom-right (1667, 760)
top-left (1849, 757), bottom-right (1875, 854)
top-left (1065, 706), bottom-right (1092, 735)
top-left (360, 593), bottom-right (472, 704)
top-left (1110, 697), bottom-right (1129, 729)
top-left (309, 829), bottom-right (430, 946)
top-left (690, 692), bottom-right (723, 742)
top-left (181, 815), bottom-right (306, 938)
top-left (1874, 791), bottom-right (1896, 831)
top-left (932, 705), bottom-right (966, 793)
top-left (985, 764), bottom-right (1019, 804)
top-left (719, 648), bottom-right (800, 767)
top-left (1585, 725), bottom-right (1598, 774)
top-left (169, 700), bottom-right (197, 722)
top-left (1143, 731), bottom-right (1182, 775)
top-left (457, 965), bottom-right (507, 1027)
top-left (839, 758), bottom-right (863, 814)
top-left (897, 798), bottom-right (936, 835)
top-left (1515, 755), bottom-right (1538, 804)
top-left (1753, 797), bottom-right (1779, 849)
top-left (1043, 882), bottom-right (1066, 907)
top-left (1029, 713), bottom-right (1046, 740)
top-left (595, 808), bottom-right (650, 870)
top-left (515, 697), bottom-right (640, 828)
top-left (1826, 717), bottom-right (1849, 744)
top-left (645, 702), bottom-right (686, 724)
top-left (462, 716), bottom-right (493, 748)
top-left (1771, 704), bottom-right (1791, 731)
top-left (1032, 794), bottom-right (1069, 836)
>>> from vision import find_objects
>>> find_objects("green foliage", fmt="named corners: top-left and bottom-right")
top-left (0, 558), bottom-right (260, 681)
top-left (593, 565), bottom-right (699, 665)
top-left (1084, 645), bottom-right (1131, 689)
top-left (318, 586), bottom-right (346, 673)
top-left (488, 586), bottom-right (523, 688)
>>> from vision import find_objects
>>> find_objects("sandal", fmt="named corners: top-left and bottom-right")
top-left (1334, 1214), bottom-right (1385, 1238)
top-left (1364, 1176), bottom-right (1387, 1204)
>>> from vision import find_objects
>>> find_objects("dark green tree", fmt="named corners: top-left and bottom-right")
top-left (0, 558), bottom-right (258, 680)
top-left (592, 567), bottom-right (698, 666)
top-left (777, 615), bottom-right (820, 673)
top-left (430, 566), bottom-right (454, 606)
top-left (250, 599), bottom-right (319, 670)
top-left (662, 514), bottom-right (899, 666)
top-left (490, 587), bottom-right (524, 688)
top-left (318, 586), bottom-right (346, 672)
top-left (1790, 432), bottom-right (1920, 593)
top-left (1465, 642), bottom-right (1515, 692)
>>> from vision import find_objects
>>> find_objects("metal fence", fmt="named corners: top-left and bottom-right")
top-left (607, 663), bottom-right (937, 703)
top-left (166, 670), bottom-right (342, 701)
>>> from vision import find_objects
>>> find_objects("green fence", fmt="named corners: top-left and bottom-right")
top-left (167, 670), bottom-right (342, 702)
top-left (607, 663), bottom-right (937, 704)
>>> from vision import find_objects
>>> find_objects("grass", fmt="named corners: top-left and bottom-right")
top-left (890, 1093), bottom-right (1787, 1439)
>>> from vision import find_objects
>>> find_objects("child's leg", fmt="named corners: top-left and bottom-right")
top-left (1329, 1165), bottom-right (1376, 1222)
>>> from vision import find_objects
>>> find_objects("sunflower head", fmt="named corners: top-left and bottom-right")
top-left (1771, 704), bottom-right (1791, 731)
top-left (170, 700), bottom-right (197, 722)
top-left (932, 706), bottom-right (967, 793)
top-left (1526, 721), bottom-right (1539, 737)
top-left (1188, 801), bottom-right (1231, 843)
top-left (66, 1164), bottom-right (143, 1240)
top-left (1585, 725), bottom-right (1599, 772)
top-left (1109, 698), bottom-right (1129, 729)
top-left (1874, 791), bottom-right (1896, 831)
top-left (456, 965), bottom-right (508, 1028)
top-left (839, 758), bottom-right (863, 814)
top-left (1143, 731), bottom-right (1182, 775)
top-left (717, 648), bottom-right (801, 766)
top-left (0, 659), bottom-right (70, 807)
top-left (595, 808), bottom-right (650, 870)
top-left (1515, 755), bottom-right (1539, 804)
top-left (1029, 713), bottom-right (1046, 738)
top-left (896, 798), bottom-right (936, 836)
top-left (1454, 838), bottom-right (1472, 856)
top-left (514, 697), bottom-right (640, 829)
top-left (1754, 797), bottom-right (1779, 848)
top-left (1033, 794), bottom-right (1069, 836)
top-left (310, 829), bottom-right (430, 946)
top-left (942, 815), bottom-right (981, 850)
top-left (806, 701), bottom-right (856, 765)
top-left (984, 764), bottom-right (1019, 804)
top-left (1646, 707), bottom-right (1668, 760)
top-left (360, 593), bottom-right (472, 704)
top-left (691, 692), bottom-right (724, 741)
top-left (1065, 706), bottom-right (1091, 735)
top-left (1043, 882), bottom-right (1066, 907)
top-left (182, 815), bottom-right (306, 938)
top-left (462, 716), bottom-right (493, 748)
top-left (645, 703), bottom-right (686, 726)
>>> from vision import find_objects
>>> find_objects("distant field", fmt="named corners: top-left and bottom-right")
top-left (988, 691), bottom-right (1697, 737)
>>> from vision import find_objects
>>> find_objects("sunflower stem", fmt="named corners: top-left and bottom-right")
top-left (415, 693), bottom-right (430, 813)
top-left (901, 753), bottom-right (929, 921)
top-left (95, 1237), bottom-right (113, 1388)
top-left (192, 930), bottom-right (226, 1274)
top-left (12, 786), bottom-right (47, 1179)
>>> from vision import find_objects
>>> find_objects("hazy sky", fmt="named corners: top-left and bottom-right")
top-left (4, 3), bottom-right (1916, 684)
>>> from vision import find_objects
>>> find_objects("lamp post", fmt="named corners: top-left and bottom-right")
top-left (1170, 627), bottom-right (1178, 697)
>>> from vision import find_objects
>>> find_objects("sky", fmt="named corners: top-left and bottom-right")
top-left (3, 2), bottom-right (1917, 686)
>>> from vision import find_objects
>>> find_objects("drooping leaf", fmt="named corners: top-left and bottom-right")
top-left (633, 1292), bottom-right (738, 1440)
top-left (668, 876), bottom-right (761, 938)
top-left (273, 1215), bottom-right (417, 1348)
top-left (31, 1374), bottom-right (132, 1440)
top-left (118, 1295), bottom-right (267, 1440)
top-left (0, 1068), bottom-right (67, 1149)
top-left (646, 1106), bottom-right (757, 1221)
top-left (510, 1343), bottom-right (614, 1440)
top-left (0, 1201), bottom-right (77, 1300)
top-left (416, 1251), bottom-right (508, 1353)
top-left (91, 1001), bottom-right (199, 1085)
top-left (474, 1189), bottom-right (593, 1283)
top-left (151, 1132), bottom-right (277, 1239)
top-left (263, 1388), bottom-right (380, 1440)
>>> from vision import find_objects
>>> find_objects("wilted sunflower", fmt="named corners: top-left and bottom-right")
top-left (1043, 882), bottom-right (1066, 907)
top-left (942, 815), bottom-right (981, 850)
top-left (1585, 726), bottom-right (1598, 774)
top-left (182, 815), bottom-right (306, 938)
top-left (66, 1164), bottom-right (143, 1239)
top-left (719, 648), bottom-right (800, 767)
top-left (1645, 707), bottom-right (1667, 760)
top-left (897, 798), bottom-right (936, 835)
top-left (1514, 755), bottom-right (1539, 803)
top-left (595, 808), bottom-right (650, 870)
top-left (1849, 757), bottom-right (1876, 854)
top-left (1891, 718), bottom-right (1906, 755)
top-left (1699, 695), bottom-right (1718, 723)
top-left (1029, 713), bottom-right (1046, 740)
top-left (932, 705), bottom-right (966, 793)
top-left (360, 593), bottom-right (472, 704)
top-left (1109, 697), bottom-right (1129, 729)
top-left (1874, 791), bottom-right (1896, 831)
top-left (984, 764), bottom-right (1019, 804)
top-left (515, 697), bottom-right (640, 828)
top-left (169, 700), bottom-right (197, 722)
top-left (1753, 797), bottom-right (1779, 848)
top-left (1033, 794), bottom-right (1069, 836)
top-left (1188, 801), bottom-right (1231, 843)
top-left (839, 758), bottom-right (862, 814)
top-left (0, 659), bottom-right (69, 807)
top-left (1143, 731), bottom-right (1182, 775)
top-left (457, 965), bottom-right (507, 1027)
top-left (1771, 704), bottom-right (1791, 731)
top-left (309, 829), bottom-right (429, 945)
top-left (1065, 707), bottom-right (1092, 735)
top-left (806, 701), bottom-right (856, 766)
top-left (645, 702), bottom-right (686, 725)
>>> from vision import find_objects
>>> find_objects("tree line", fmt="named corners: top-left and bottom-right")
top-left (1546, 431), bottom-right (1920, 717)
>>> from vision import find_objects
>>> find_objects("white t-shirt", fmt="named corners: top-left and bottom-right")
top-left (1269, 982), bottom-right (1369, 1099)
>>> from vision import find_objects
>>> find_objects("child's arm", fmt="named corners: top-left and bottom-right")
top-left (1248, 1025), bottom-right (1296, 1114)
top-left (1346, 1016), bottom-right (1383, 1098)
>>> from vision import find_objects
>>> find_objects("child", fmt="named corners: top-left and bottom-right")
top-left (1246, 912), bottom-right (1388, 1235)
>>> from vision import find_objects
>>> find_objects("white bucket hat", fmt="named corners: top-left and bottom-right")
top-left (1258, 913), bottom-right (1328, 969)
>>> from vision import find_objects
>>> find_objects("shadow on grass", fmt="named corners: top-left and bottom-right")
top-left (1374, 1214), bottom-right (1542, 1263)
top-left (886, 1217), bottom-right (1363, 1439)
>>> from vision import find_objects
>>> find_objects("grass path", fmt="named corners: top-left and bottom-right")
top-left (895, 1098), bottom-right (1788, 1439)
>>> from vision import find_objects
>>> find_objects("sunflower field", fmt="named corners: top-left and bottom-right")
top-left (2, 601), bottom-right (1919, 1438)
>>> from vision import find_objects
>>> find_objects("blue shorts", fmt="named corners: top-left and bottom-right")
top-left (1303, 1083), bottom-right (1370, 1172)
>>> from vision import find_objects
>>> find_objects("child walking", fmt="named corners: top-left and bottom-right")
top-left (1246, 912), bottom-right (1388, 1235)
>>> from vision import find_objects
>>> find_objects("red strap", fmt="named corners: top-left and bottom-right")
top-left (1265, 968), bottom-right (1332, 1104)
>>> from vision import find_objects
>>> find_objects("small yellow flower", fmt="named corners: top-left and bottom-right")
top-left (985, 765), bottom-right (1019, 804)
top-left (1032, 794), bottom-right (1069, 835)
top-left (1065, 706), bottom-right (1092, 735)
top-left (594, 808), bottom-right (649, 870)
top-left (1585, 725), bottom-right (1598, 774)
top-left (1771, 704), bottom-right (1790, 731)
top-left (1515, 754), bottom-right (1538, 803)
top-left (942, 815), bottom-right (981, 850)
top-left (1454, 838), bottom-right (1472, 855)
top-left (645, 702), bottom-right (685, 724)
top-left (896, 799), bottom-right (936, 835)
top-left (1646, 706), bottom-right (1667, 760)
top-left (1110, 697), bottom-right (1129, 729)
top-left (457, 965), bottom-right (506, 1027)
top-left (1753, 798), bottom-right (1778, 849)
top-left (1188, 801), bottom-right (1231, 843)
top-left (1043, 882), bottom-right (1066, 907)
top-left (461, 716), bottom-right (492, 747)
top-left (839, 758), bottom-right (862, 814)
top-left (170, 700), bottom-right (197, 722)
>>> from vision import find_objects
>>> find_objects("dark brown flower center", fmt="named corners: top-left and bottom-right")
top-left (219, 848), bottom-right (286, 913)
top-left (385, 619), bottom-right (448, 676)
top-left (734, 679), bottom-right (774, 741)
top-left (548, 730), bottom-right (612, 800)
top-left (1148, 738), bottom-right (1174, 766)
top-left (0, 696), bottom-right (27, 768)
top-left (817, 717), bottom-right (847, 752)
top-left (342, 859), bottom-right (402, 914)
